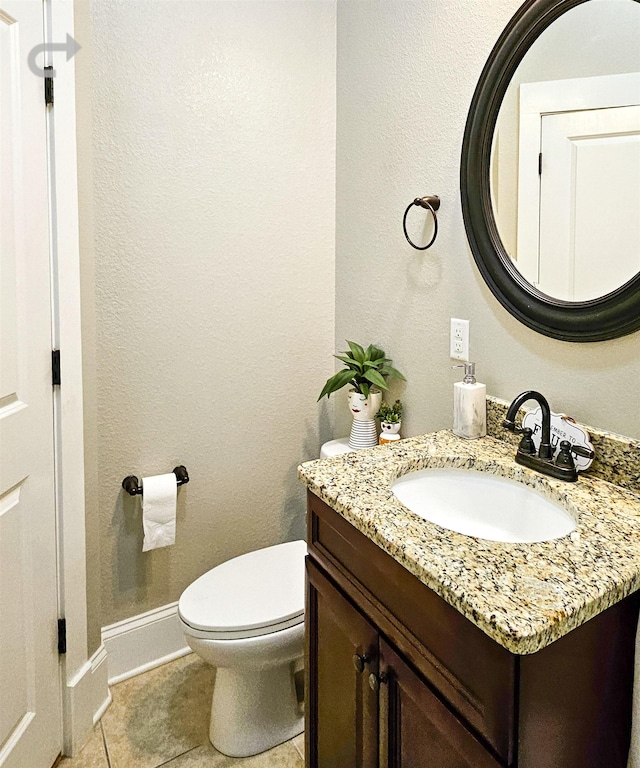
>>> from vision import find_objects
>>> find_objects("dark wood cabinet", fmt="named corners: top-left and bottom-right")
top-left (379, 639), bottom-right (501, 768)
top-left (307, 557), bottom-right (501, 768)
top-left (307, 559), bottom-right (378, 768)
top-left (306, 490), bottom-right (640, 768)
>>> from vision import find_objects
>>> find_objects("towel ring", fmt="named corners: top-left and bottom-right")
top-left (403, 195), bottom-right (440, 250)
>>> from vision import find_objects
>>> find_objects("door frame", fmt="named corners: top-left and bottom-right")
top-left (45, 0), bottom-right (110, 755)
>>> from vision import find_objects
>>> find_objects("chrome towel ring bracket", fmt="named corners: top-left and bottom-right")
top-left (403, 195), bottom-right (440, 250)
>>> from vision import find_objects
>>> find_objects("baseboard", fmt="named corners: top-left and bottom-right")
top-left (62, 644), bottom-right (111, 756)
top-left (102, 601), bottom-right (191, 685)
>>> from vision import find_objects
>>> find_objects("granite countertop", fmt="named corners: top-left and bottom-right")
top-left (298, 430), bottom-right (640, 654)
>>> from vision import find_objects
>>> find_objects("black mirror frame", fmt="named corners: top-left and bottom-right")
top-left (460, 0), bottom-right (640, 342)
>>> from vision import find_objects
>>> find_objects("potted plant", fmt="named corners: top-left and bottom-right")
top-left (318, 342), bottom-right (406, 450)
top-left (377, 400), bottom-right (403, 444)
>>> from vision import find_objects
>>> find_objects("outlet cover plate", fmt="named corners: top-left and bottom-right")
top-left (450, 318), bottom-right (469, 360)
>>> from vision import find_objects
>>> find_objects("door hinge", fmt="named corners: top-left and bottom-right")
top-left (52, 349), bottom-right (61, 386)
top-left (57, 618), bottom-right (67, 654)
top-left (44, 65), bottom-right (54, 106)
top-left (538, 152), bottom-right (542, 176)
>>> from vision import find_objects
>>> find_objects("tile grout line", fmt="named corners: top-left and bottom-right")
top-left (91, 655), bottom-right (303, 767)
top-left (292, 733), bottom-right (305, 762)
top-left (154, 745), bottom-right (202, 767)
top-left (99, 720), bottom-right (113, 768)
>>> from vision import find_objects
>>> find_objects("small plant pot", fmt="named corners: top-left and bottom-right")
top-left (347, 389), bottom-right (382, 421)
top-left (379, 420), bottom-right (402, 445)
top-left (348, 389), bottom-right (382, 450)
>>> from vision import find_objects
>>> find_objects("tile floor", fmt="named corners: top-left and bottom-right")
top-left (58, 654), bottom-right (304, 768)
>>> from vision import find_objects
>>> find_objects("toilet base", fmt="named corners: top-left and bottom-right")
top-left (210, 661), bottom-right (304, 757)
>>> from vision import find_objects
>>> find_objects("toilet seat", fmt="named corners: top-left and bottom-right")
top-left (178, 540), bottom-right (306, 641)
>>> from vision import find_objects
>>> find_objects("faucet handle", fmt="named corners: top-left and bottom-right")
top-left (570, 444), bottom-right (595, 460)
top-left (555, 440), bottom-right (576, 470)
top-left (502, 418), bottom-right (524, 434)
top-left (517, 428), bottom-right (536, 456)
top-left (556, 441), bottom-right (595, 471)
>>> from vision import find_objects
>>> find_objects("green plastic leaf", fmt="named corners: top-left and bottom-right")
top-left (382, 365), bottom-right (406, 381)
top-left (317, 368), bottom-right (356, 401)
top-left (334, 355), bottom-right (361, 371)
top-left (346, 340), bottom-right (365, 364)
top-left (363, 369), bottom-right (389, 390)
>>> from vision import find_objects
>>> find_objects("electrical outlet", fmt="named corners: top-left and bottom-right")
top-left (450, 318), bottom-right (470, 361)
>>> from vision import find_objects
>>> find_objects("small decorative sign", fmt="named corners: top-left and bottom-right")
top-left (522, 408), bottom-right (594, 472)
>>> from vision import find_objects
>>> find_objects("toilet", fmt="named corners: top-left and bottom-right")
top-left (178, 539), bottom-right (306, 758)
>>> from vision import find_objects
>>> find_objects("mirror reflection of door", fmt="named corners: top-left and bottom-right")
top-left (538, 105), bottom-right (640, 300)
top-left (514, 73), bottom-right (640, 301)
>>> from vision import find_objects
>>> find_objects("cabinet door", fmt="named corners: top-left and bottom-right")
top-left (306, 558), bottom-right (379, 768)
top-left (379, 639), bottom-right (502, 768)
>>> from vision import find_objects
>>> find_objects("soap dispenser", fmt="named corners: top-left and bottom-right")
top-left (452, 362), bottom-right (486, 440)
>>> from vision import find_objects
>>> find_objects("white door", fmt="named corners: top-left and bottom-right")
top-left (538, 105), bottom-right (640, 300)
top-left (0, 2), bottom-right (62, 767)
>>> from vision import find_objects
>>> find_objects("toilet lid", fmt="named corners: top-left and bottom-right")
top-left (178, 540), bottom-right (306, 637)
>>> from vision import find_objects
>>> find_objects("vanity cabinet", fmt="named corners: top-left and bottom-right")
top-left (307, 559), bottom-right (501, 768)
top-left (305, 490), bottom-right (639, 768)
top-left (379, 639), bottom-right (502, 768)
top-left (307, 559), bottom-right (378, 768)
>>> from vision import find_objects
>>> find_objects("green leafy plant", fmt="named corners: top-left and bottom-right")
top-left (376, 400), bottom-right (403, 424)
top-left (318, 341), bottom-right (406, 401)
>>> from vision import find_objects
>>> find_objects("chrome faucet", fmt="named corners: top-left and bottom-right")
top-left (503, 390), bottom-right (594, 482)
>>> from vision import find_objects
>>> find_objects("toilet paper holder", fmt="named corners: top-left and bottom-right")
top-left (122, 465), bottom-right (189, 496)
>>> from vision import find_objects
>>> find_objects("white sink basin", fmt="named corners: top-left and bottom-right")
top-left (391, 468), bottom-right (576, 544)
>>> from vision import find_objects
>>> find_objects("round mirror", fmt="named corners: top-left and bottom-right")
top-left (461, 0), bottom-right (640, 341)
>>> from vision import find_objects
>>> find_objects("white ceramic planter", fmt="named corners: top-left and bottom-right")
top-left (347, 389), bottom-right (382, 449)
top-left (347, 389), bottom-right (382, 421)
top-left (379, 420), bottom-right (402, 445)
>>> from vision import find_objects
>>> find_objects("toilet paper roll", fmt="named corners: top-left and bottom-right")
top-left (142, 473), bottom-right (177, 552)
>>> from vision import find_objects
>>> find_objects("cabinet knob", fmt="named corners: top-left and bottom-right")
top-left (369, 672), bottom-right (386, 691)
top-left (353, 653), bottom-right (370, 674)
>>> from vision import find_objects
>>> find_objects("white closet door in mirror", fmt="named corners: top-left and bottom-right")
top-left (538, 105), bottom-right (640, 301)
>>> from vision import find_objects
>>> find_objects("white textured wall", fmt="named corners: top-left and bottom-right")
top-left (78, 0), bottom-right (336, 627)
top-left (336, 0), bottom-right (640, 442)
top-left (78, 0), bottom-right (640, 639)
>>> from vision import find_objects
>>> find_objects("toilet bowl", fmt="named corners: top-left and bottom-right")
top-left (178, 540), bottom-right (306, 757)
